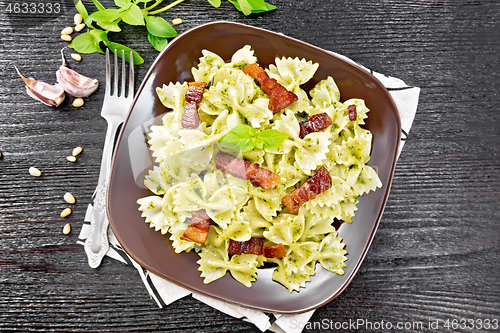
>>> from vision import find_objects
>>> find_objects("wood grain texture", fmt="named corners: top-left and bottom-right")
top-left (1, 0), bottom-right (499, 332)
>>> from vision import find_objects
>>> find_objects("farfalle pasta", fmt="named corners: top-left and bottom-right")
top-left (137, 45), bottom-right (381, 292)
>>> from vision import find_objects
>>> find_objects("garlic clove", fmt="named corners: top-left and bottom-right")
top-left (56, 48), bottom-right (98, 98)
top-left (15, 66), bottom-right (65, 107)
top-left (56, 66), bottom-right (98, 98)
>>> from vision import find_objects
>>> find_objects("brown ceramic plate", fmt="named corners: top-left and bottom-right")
top-left (107, 21), bottom-right (401, 314)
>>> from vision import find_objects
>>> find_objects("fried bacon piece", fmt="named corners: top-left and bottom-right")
top-left (181, 82), bottom-right (206, 129)
top-left (268, 92), bottom-right (299, 114)
top-left (228, 238), bottom-right (265, 255)
top-left (347, 104), bottom-right (357, 121)
top-left (242, 63), bottom-right (267, 85)
top-left (180, 210), bottom-right (211, 244)
top-left (298, 113), bottom-right (334, 139)
top-left (228, 239), bottom-right (286, 259)
top-left (281, 166), bottom-right (332, 214)
top-left (215, 151), bottom-right (280, 190)
top-left (242, 63), bottom-right (298, 114)
top-left (263, 243), bottom-right (286, 258)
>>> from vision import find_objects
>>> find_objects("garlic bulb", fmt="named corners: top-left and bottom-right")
top-left (15, 66), bottom-right (65, 107)
top-left (56, 49), bottom-right (98, 97)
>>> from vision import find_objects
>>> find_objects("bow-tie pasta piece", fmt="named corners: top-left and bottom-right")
top-left (191, 50), bottom-right (226, 83)
top-left (197, 241), bottom-right (262, 287)
top-left (315, 232), bottom-right (348, 275)
top-left (137, 196), bottom-right (169, 234)
top-left (267, 257), bottom-right (316, 293)
top-left (310, 76), bottom-right (341, 108)
top-left (143, 165), bottom-right (170, 195)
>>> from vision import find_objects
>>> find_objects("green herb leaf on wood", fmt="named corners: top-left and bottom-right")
top-left (145, 16), bottom-right (178, 38)
top-left (69, 32), bottom-right (103, 54)
top-left (105, 41), bottom-right (144, 65)
top-left (114, 0), bottom-right (130, 8)
top-left (97, 18), bottom-right (122, 32)
top-left (74, 0), bottom-right (89, 21)
top-left (92, 0), bottom-right (106, 11)
top-left (88, 8), bottom-right (121, 24)
top-left (247, 0), bottom-right (276, 12)
top-left (90, 28), bottom-right (109, 43)
top-left (207, 0), bottom-right (222, 7)
top-left (147, 32), bottom-right (170, 52)
top-left (227, 0), bottom-right (275, 15)
top-left (120, 4), bottom-right (145, 26)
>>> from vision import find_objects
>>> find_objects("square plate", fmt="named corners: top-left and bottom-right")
top-left (107, 21), bottom-right (401, 314)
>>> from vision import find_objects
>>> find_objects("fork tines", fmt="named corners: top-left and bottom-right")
top-left (105, 48), bottom-right (134, 98)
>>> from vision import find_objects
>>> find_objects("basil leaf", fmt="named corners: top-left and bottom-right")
top-left (74, 0), bottom-right (89, 21)
top-left (258, 129), bottom-right (289, 149)
top-left (228, 0), bottom-right (275, 15)
top-left (221, 137), bottom-right (254, 152)
top-left (145, 16), bottom-right (178, 38)
top-left (118, 2), bottom-right (131, 12)
top-left (229, 0), bottom-right (252, 15)
top-left (251, 136), bottom-right (264, 149)
top-left (221, 125), bottom-right (256, 152)
top-left (247, 0), bottom-right (276, 12)
top-left (224, 125), bottom-right (255, 138)
top-left (120, 4), bottom-right (145, 26)
top-left (220, 125), bottom-right (286, 152)
top-left (90, 28), bottom-right (109, 43)
top-left (92, 0), bottom-right (106, 11)
top-left (105, 41), bottom-right (144, 65)
top-left (85, 16), bottom-right (94, 27)
top-left (88, 29), bottom-right (108, 53)
top-left (207, 0), bottom-right (221, 7)
top-left (147, 32), bottom-right (169, 52)
top-left (114, 0), bottom-right (130, 7)
top-left (88, 8), bottom-right (121, 23)
top-left (69, 32), bottom-right (102, 54)
top-left (97, 18), bottom-right (122, 32)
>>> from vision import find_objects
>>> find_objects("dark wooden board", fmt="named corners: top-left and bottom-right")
top-left (1, 0), bottom-right (499, 332)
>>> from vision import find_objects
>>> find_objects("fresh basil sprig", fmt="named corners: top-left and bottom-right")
top-left (221, 125), bottom-right (288, 152)
top-left (70, 0), bottom-right (181, 64)
top-left (70, 0), bottom-right (276, 64)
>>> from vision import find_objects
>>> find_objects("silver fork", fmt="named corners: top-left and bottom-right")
top-left (84, 49), bottom-right (134, 268)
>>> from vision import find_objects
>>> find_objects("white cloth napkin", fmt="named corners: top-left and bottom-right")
top-left (78, 50), bottom-right (420, 333)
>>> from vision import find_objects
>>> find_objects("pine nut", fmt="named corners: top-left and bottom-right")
top-left (64, 192), bottom-right (76, 204)
top-left (71, 53), bottom-right (82, 62)
top-left (172, 18), bottom-right (183, 25)
top-left (61, 27), bottom-right (74, 35)
top-left (63, 223), bottom-right (71, 234)
top-left (66, 156), bottom-right (76, 162)
top-left (61, 34), bottom-right (72, 42)
top-left (72, 147), bottom-right (83, 156)
top-left (60, 208), bottom-right (72, 218)
top-left (72, 98), bottom-right (84, 107)
top-left (72, 146), bottom-right (83, 157)
top-left (74, 13), bottom-right (83, 25)
top-left (75, 23), bottom-right (86, 32)
top-left (29, 167), bottom-right (42, 177)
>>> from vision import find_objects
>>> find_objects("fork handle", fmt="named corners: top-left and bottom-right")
top-left (84, 118), bottom-right (121, 268)
top-left (85, 183), bottom-right (109, 268)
